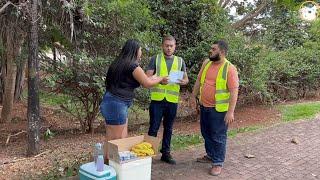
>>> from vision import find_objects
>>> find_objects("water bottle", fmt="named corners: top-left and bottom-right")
top-left (96, 154), bottom-right (104, 172)
top-left (94, 143), bottom-right (104, 167)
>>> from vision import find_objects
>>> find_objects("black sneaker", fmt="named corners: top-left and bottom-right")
top-left (161, 153), bottom-right (176, 165)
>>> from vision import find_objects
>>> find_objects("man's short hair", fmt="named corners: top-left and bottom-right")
top-left (213, 40), bottom-right (228, 55)
top-left (162, 35), bottom-right (176, 44)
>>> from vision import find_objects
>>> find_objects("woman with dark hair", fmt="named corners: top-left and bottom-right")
top-left (100, 39), bottom-right (163, 162)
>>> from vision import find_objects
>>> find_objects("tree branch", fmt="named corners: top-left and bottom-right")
top-left (2, 149), bottom-right (52, 164)
top-left (0, 1), bottom-right (13, 14)
top-left (5, 130), bottom-right (27, 145)
top-left (221, 0), bottom-right (231, 8)
top-left (60, 0), bottom-right (75, 41)
top-left (232, 0), bottom-right (269, 29)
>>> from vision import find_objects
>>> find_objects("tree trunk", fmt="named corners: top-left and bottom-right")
top-left (27, 0), bottom-right (40, 156)
top-left (0, 47), bottom-right (5, 104)
top-left (14, 58), bottom-right (27, 101)
top-left (1, 25), bottom-right (17, 123)
top-left (0, 37), bottom-right (4, 103)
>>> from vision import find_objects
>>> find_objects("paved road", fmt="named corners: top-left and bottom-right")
top-left (152, 118), bottom-right (320, 180)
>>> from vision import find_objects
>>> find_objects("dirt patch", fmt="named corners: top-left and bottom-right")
top-left (0, 102), bottom-right (78, 134)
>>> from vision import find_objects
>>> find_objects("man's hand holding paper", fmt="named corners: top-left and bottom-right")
top-left (177, 78), bottom-right (188, 85)
top-left (168, 71), bottom-right (184, 84)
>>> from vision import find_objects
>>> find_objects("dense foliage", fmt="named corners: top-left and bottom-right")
top-left (2, 0), bottom-right (319, 131)
top-left (46, 1), bottom-right (320, 130)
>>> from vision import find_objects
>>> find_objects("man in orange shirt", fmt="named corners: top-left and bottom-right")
top-left (191, 40), bottom-right (239, 176)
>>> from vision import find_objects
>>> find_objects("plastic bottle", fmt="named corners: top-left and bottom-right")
top-left (96, 154), bottom-right (104, 172)
top-left (93, 143), bottom-right (100, 165)
top-left (94, 143), bottom-right (104, 168)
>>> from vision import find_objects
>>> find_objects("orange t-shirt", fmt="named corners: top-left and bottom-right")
top-left (197, 61), bottom-right (239, 107)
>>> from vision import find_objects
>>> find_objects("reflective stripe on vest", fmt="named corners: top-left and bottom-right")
top-left (150, 53), bottom-right (182, 103)
top-left (200, 59), bottom-right (231, 112)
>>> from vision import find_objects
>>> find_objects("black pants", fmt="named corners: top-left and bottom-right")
top-left (148, 100), bottom-right (178, 154)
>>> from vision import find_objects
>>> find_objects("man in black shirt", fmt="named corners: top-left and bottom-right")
top-left (146, 35), bottom-right (189, 164)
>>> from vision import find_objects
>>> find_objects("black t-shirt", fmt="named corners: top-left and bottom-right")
top-left (106, 63), bottom-right (140, 101)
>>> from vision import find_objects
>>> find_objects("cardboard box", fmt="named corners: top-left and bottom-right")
top-left (107, 135), bottom-right (160, 164)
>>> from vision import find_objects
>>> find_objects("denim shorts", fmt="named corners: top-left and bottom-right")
top-left (100, 92), bottom-right (132, 125)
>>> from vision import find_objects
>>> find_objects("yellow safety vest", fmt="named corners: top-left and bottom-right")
top-left (200, 59), bottom-right (230, 112)
top-left (150, 53), bottom-right (183, 103)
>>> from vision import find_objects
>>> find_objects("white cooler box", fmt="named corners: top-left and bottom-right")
top-left (109, 157), bottom-right (152, 180)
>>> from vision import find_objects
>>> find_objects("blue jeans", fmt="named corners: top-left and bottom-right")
top-left (148, 100), bottom-right (177, 154)
top-left (100, 92), bottom-right (132, 125)
top-left (200, 105), bottom-right (228, 166)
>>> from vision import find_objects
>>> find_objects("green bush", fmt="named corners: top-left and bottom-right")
top-left (250, 46), bottom-right (320, 103)
top-left (43, 52), bottom-right (108, 133)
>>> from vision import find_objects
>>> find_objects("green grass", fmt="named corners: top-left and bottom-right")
top-left (39, 91), bottom-right (82, 117)
top-left (22, 89), bottom-right (71, 107)
top-left (171, 126), bottom-right (261, 151)
top-left (227, 126), bottom-right (261, 138)
top-left (279, 101), bottom-right (320, 122)
top-left (39, 91), bottom-right (71, 106)
top-left (171, 134), bottom-right (204, 151)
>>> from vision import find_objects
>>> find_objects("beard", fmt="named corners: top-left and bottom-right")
top-left (209, 54), bottom-right (220, 62)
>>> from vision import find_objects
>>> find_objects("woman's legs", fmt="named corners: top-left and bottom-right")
top-left (104, 120), bottom-right (128, 162)
top-left (122, 120), bottom-right (128, 138)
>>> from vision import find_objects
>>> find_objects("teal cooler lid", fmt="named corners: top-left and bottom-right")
top-left (79, 162), bottom-right (115, 179)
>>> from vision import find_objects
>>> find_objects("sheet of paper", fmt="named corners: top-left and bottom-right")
top-left (168, 71), bottom-right (184, 84)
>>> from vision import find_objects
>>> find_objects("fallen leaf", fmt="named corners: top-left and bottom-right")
top-left (291, 137), bottom-right (299, 144)
top-left (244, 154), bottom-right (255, 159)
